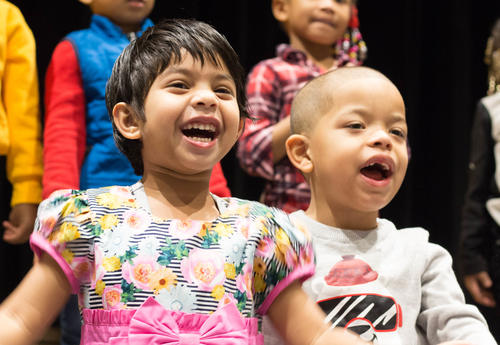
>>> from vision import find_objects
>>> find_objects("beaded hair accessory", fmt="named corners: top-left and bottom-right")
top-left (335, 5), bottom-right (367, 66)
top-left (485, 18), bottom-right (500, 95)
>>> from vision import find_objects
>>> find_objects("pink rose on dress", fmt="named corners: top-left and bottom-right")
top-left (72, 256), bottom-right (91, 284)
top-left (91, 245), bottom-right (106, 288)
top-left (256, 236), bottom-right (274, 257)
top-left (170, 219), bottom-right (202, 239)
top-left (122, 209), bottom-right (150, 234)
top-left (299, 243), bottom-right (314, 267)
top-left (236, 262), bottom-right (253, 299)
top-left (181, 248), bottom-right (225, 291)
top-left (217, 293), bottom-right (238, 310)
top-left (122, 255), bottom-right (159, 290)
top-left (285, 246), bottom-right (298, 268)
top-left (39, 216), bottom-right (57, 237)
top-left (102, 284), bottom-right (124, 309)
top-left (235, 218), bottom-right (251, 239)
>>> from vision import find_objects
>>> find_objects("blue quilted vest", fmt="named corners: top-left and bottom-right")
top-left (65, 15), bottom-right (153, 189)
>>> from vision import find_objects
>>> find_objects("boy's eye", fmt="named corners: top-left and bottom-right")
top-left (390, 128), bottom-right (406, 139)
top-left (347, 123), bottom-right (364, 129)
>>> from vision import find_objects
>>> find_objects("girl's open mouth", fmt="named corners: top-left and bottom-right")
top-left (181, 123), bottom-right (218, 143)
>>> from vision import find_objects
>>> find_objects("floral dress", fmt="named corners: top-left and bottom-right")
top-left (30, 182), bottom-right (315, 344)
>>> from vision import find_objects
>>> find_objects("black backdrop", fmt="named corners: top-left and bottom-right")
top-left (11, 0), bottom-right (500, 262)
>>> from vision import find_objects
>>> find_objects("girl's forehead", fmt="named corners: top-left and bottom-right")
top-left (158, 53), bottom-right (233, 80)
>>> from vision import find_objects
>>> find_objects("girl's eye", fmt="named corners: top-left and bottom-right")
top-left (168, 82), bottom-right (188, 89)
top-left (214, 87), bottom-right (233, 95)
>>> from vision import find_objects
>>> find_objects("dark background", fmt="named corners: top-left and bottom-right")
top-left (11, 0), bottom-right (500, 263)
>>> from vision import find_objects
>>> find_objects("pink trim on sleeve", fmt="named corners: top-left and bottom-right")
top-left (30, 232), bottom-right (80, 294)
top-left (257, 262), bottom-right (315, 315)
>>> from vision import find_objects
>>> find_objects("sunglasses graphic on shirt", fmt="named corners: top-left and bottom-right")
top-left (318, 293), bottom-right (403, 335)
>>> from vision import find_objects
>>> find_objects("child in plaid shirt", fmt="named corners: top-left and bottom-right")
top-left (237, 0), bottom-right (366, 213)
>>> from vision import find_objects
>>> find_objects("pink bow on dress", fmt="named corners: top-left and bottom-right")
top-left (118, 297), bottom-right (249, 345)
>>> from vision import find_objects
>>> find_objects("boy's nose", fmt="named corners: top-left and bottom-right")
top-left (369, 130), bottom-right (392, 150)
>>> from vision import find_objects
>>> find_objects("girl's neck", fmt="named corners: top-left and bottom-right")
top-left (141, 170), bottom-right (219, 221)
top-left (289, 37), bottom-right (337, 71)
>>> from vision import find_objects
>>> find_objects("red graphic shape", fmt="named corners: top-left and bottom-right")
top-left (324, 255), bottom-right (378, 286)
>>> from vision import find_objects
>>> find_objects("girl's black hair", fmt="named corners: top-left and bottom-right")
top-left (105, 18), bottom-right (248, 176)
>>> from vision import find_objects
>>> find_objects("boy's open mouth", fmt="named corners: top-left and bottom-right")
top-left (181, 123), bottom-right (218, 143)
top-left (360, 162), bottom-right (392, 181)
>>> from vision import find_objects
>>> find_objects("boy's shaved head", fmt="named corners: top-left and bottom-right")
top-left (290, 67), bottom-right (391, 135)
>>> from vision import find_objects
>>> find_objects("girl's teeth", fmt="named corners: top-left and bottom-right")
top-left (192, 137), bottom-right (212, 143)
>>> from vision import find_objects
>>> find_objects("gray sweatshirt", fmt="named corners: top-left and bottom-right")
top-left (263, 212), bottom-right (497, 345)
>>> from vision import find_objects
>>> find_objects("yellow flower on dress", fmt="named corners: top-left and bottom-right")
top-left (254, 274), bottom-right (266, 293)
top-left (52, 222), bottom-right (80, 243)
top-left (211, 285), bottom-right (225, 301)
top-left (198, 223), bottom-right (210, 237)
top-left (224, 263), bottom-right (236, 279)
top-left (149, 267), bottom-right (177, 293)
top-left (274, 228), bottom-right (292, 265)
top-left (253, 257), bottom-right (266, 276)
top-left (102, 256), bottom-right (121, 272)
top-left (212, 223), bottom-right (233, 238)
top-left (95, 280), bottom-right (105, 296)
top-left (61, 199), bottom-right (88, 217)
top-left (99, 214), bottom-right (119, 230)
top-left (254, 216), bottom-right (270, 236)
top-left (62, 249), bottom-right (74, 264)
top-left (96, 193), bottom-right (123, 209)
top-left (235, 204), bottom-right (250, 217)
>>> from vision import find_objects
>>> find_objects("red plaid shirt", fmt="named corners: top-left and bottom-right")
top-left (238, 44), bottom-right (346, 213)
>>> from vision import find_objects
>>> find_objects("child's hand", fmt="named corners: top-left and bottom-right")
top-left (2, 203), bottom-right (38, 244)
top-left (464, 271), bottom-right (497, 308)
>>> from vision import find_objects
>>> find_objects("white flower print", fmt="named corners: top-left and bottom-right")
top-left (138, 236), bottom-right (160, 257)
top-left (101, 227), bottom-right (132, 257)
top-left (221, 232), bottom-right (247, 266)
top-left (156, 284), bottom-right (196, 313)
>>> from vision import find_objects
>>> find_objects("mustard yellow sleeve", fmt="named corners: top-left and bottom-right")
top-left (1, 2), bottom-right (43, 206)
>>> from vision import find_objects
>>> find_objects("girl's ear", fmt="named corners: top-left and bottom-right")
top-left (271, 0), bottom-right (289, 23)
top-left (113, 102), bottom-right (142, 140)
top-left (236, 117), bottom-right (245, 139)
top-left (286, 134), bottom-right (313, 174)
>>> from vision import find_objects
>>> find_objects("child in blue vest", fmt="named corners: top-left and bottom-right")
top-left (43, 3), bottom-right (155, 343)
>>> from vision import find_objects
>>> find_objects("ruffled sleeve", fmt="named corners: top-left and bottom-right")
top-left (251, 205), bottom-right (315, 315)
top-left (30, 189), bottom-right (93, 294)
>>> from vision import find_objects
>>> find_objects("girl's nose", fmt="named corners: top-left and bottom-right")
top-left (192, 89), bottom-right (217, 109)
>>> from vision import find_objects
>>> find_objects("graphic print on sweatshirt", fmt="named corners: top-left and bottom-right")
top-left (318, 255), bottom-right (402, 344)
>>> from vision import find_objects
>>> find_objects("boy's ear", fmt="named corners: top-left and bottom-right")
top-left (286, 134), bottom-right (313, 174)
top-left (113, 102), bottom-right (142, 140)
top-left (271, 0), bottom-right (289, 23)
